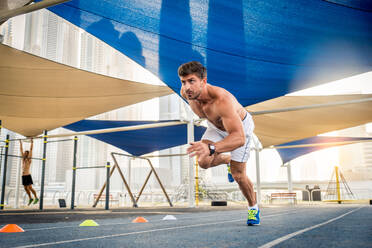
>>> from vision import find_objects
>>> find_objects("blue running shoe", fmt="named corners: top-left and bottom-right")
top-left (227, 164), bottom-right (234, 183)
top-left (247, 209), bottom-right (260, 226)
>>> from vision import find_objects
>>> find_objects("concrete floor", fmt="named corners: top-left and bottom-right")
top-left (0, 204), bottom-right (371, 248)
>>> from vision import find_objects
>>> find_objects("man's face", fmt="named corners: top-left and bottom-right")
top-left (180, 74), bottom-right (205, 100)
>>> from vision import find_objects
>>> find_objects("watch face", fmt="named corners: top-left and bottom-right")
top-left (209, 144), bottom-right (215, 152)
top-left (208, 144), bottom-right (215, 156)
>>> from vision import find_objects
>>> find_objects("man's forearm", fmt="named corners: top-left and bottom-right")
top-left (214, 134), bottom-right (245, 154)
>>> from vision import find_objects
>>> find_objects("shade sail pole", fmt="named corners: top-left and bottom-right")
top-left (286, 162), bottom-right (293, 193)
top-left (10, 121), bottom-right (187, 141)
top-left (187, 108), bottom-right (195, 208)
top-left (39, 131), bottom-right (48, 210)
top-left (250, 97), bottom-right (372, 116)
top-left (253, 137), bottom-right (261, 205)
top-left (271, 139), bottom-right (372, 149)
top-left (14, 158), bottom-right (22, 209)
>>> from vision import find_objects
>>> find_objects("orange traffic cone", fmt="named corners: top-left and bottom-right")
top-left (0, 224), bottom-right (24, 233)
top-left (132, 216), bottom-right (148, 223)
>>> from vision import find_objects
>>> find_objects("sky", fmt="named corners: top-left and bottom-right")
top-left (289, 71), bottom-right (372, 95)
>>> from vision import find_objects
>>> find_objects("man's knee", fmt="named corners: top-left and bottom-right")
top-left (231, 171), bottom-right (246, 184)
top-left (197, 153), bottom-right (215, 169)
top-left (198, 158), bottom-right (210, 169)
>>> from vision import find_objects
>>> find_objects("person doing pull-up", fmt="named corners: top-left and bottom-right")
top-left (179, 61), bottom-right (260, 225)
top-left (19, 139), bottom-right (39, 206)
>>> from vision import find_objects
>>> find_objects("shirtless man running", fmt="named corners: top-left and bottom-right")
top-left (179, 61), bottom-right (260, 225)
top-left (19, 139), bottom-right (39, 206)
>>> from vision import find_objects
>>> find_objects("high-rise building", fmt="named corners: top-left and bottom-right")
top-left (338, 125), bottom-right (372, 180)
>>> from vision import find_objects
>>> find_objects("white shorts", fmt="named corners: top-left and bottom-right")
top-left (201, 112), bottom-right (254, 163)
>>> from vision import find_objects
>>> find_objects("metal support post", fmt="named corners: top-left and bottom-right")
top-left (335, 166), bottom-right (341, 204)
top-left (105, 162), bottom-right (110, 210)
top-left (195, 159), bottom-right (199, 206)
top-left (187, 109), bottom-right (195, 208)
top-left (287, 162), bottom-right (293, 193)
top-left (0, 135), bottom-right (9, 210)
top-left (14, 159), bottom-right (22, 208)
top-left (39, 131), bottom-right (47, 210)
top-left (254, 137), bottom-right (261, 205)
top-left (71, 136), bottom-right (78, 209)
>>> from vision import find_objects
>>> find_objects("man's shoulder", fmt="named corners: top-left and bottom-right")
top-left (207, 84), bottom-right (230, 99)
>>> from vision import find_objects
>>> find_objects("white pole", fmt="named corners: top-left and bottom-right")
top-left (253, 137), bottom-right (261, 205)
top-left (128, 158), bottom-right (131, 196)
top-left (187, 108), bottom-right (195, 208)
top-left (287, 162), bottom-right (293, 193)
top-left (14, 158), bottom-right (22, 209)
top-left (0, 148), bottom-right (3, 200)
top-left (250, 97), bottom-right (372, 115)
top-left (18, 121), bottom-right (186, 140)
top-left (270, 139), bottom-right (372, 149)
top-left (126, 157), bottom-right (131, 206)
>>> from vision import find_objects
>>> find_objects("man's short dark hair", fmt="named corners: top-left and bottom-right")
top-left (178, 61), bottom-right (207, 79)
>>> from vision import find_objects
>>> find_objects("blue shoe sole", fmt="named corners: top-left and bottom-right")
top-left (247, 221), bottom-right (260, 226)
top-left (228, 173), bottom-right (234, 183)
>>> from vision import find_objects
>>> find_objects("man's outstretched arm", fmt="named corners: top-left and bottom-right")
top-left (19, 140), bottom-right (24, 155)
top-left (29, 138), bottom-right (33, 158)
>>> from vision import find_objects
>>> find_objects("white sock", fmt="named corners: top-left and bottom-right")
top-left (248, 204), bottom-right (258, 210)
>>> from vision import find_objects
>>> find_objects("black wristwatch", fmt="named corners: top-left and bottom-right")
top-left (208, 144), bottom-right (216, 156)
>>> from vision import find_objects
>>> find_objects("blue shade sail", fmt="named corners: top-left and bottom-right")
top-left (64, 120), bottom-right (206, 156)
top-left (276, 136), bottom-right (372, 164)
top-left (42, 0), bottom-right (372, 106)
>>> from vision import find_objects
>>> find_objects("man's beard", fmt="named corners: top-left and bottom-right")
top-left (187, 90), bottom-right (201, 100)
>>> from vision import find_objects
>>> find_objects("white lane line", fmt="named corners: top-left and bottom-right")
top-left (24, 209), bottom-right (297, 231)
top-left (14, 211), bottom-right (294, 248)
top-left (258, 207), bottom-right (363, 248)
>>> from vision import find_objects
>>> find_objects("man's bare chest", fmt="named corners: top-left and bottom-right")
top-left (190, 102), bottom-right (225, 130)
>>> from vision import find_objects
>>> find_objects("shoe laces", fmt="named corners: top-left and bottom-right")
top-left (248, 210), bottom-right (258, 220)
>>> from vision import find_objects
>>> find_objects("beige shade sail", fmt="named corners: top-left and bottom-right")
top-left (247, 94), bottom-right (372, 148)
top-left (0, 0), bottom-right (32, 11)
top-left (0, 44), bottom-right (173, 137)
top-left (0, 0), bottom-right (33, 24)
